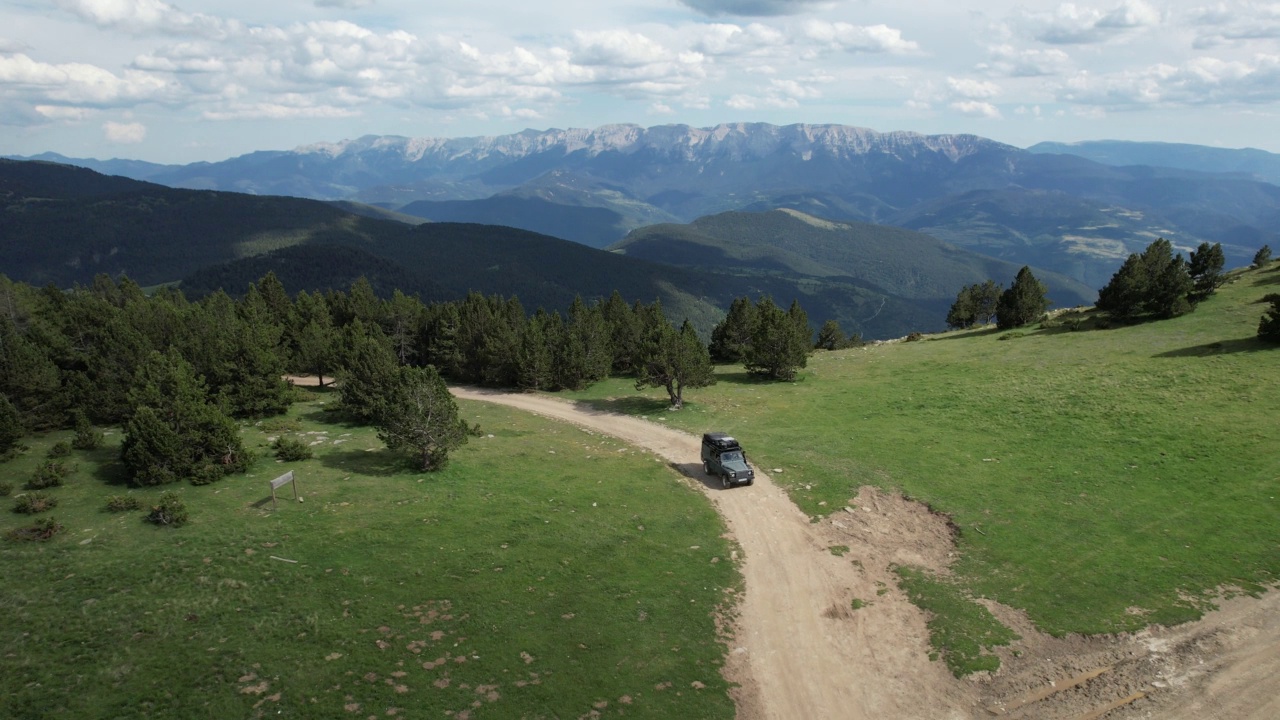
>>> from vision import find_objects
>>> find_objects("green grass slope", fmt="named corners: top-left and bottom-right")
top-left (0, 393), bottom-right (738, 719)
top-left (566, 263), bottom-right (1280, 638)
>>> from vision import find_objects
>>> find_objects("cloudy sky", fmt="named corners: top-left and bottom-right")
top-left (2, 0), bottom-right (1278, 162)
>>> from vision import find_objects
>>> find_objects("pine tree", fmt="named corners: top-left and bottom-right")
top-left (633, 303), bottom-right (715, 409)
top-left (383, 290), bottom-right (423, 366)
top-left (0, 394), bottom-right (23, 455)
top-left (335, 320), bottom-right (400, 422)
top-left (291, 290), bottom-right (338, 386)
top-left (946, 286), bottom-right (977, 329)
top-left (815, 319), bottom-right (852, 350)
top-left (1188, 242), bottom-right (1225, 300)
top-left (374, 365), bottom-right (474, 471)
top-left (1254, 245), bottom-right (1273, 268)
top-left (515, 310), bottom-right (557, 391)
top-left (120, 349), bottom-right (249, 486)
top-left (555, 296), bottom-right (612, 391)
top-left (744, 296), bottom-right (810, 381)
top-left (996, 267), bottom-right (1050, 329)
top-left (972, 280), bottom-right (1001, 325)
top-left (1097, 239), bottom-right (1194, 320)
top-left (600, 291), bottom-right (640, 375)
top-left (217, 288), bottom-right (292, 418)
top-left (0, 316), bottom-right (62, 429)
top-left (709, 296), bottom-right (758, 364)
top-left (1259, 295), bottom-right (1280, 341)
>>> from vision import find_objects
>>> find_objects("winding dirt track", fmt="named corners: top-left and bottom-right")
top-left (452, 387), bottom-right (974, 720)
top-left (449, 387), bottom-right (1280, 720)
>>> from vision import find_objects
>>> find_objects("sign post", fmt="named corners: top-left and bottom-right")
top-left (269, 470), bottom-right (298, 510)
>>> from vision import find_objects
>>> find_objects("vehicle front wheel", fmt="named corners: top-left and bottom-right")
top-left (721, 475), bottom-right (730, 490)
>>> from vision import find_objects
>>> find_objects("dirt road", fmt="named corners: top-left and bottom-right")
top-left (449, 387), bottom-right (1280, 720)
top-left (452, 387), bottom-right (975, 719)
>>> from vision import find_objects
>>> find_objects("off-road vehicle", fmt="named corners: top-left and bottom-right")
top-left (701, 432), bottom-right (755, 489)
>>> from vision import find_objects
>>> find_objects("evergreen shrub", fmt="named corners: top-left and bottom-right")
top-left (27, 460), bottom-right (72, 490)
top-left (14, 491), bottom-right (57, 514)
top-left (5, 517), bottom-right (63, 542)
top-left (105, 495), bottom-right (144, 512)
top-left (146, 491), bottom-right (189, 527)
top-left (273, 436), bottom-right (314, 461)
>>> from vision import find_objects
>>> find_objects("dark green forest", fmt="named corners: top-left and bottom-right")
top-left (0, 271), bottom-right (818, 485)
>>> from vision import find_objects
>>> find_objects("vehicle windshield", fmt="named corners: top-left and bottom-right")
top-left (720, 451), bottom-right (743, 463)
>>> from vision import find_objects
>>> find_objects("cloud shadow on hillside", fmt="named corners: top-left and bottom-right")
top-left (1153, 336), bottom-right (1275, 358)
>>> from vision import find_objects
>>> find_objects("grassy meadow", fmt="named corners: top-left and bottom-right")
top-left (567, 264), bottom-right (1280, 643)
top-left (0, 393), bottom-right (739, 719)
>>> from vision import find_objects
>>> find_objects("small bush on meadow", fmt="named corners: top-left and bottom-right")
top-left (105, 495), bottom-right (144, 512)
top-left (999, 332), bottom-right (1026, 341)
top-left (46, 441), bottom-right (72, 458)
top-left (272, 436), bottom-right (314, 461)
top-left (14, 491), bottom-right (58, 514)
top-left (904, 332), bottom-right (924, 342)
top-left (5, 517), bottom-right (63, 542)
top-left (27, 460), bottom-right (72, 490)
top-left (0, 481), bottom-right (12, 496)
top-left (146, 491), bottom-right (189, 527)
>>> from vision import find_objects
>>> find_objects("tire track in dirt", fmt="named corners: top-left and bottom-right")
top-left (451, 387), bottom-right (975, 720)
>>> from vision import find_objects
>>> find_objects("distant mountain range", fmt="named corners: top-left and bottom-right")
top-left (12, 123), bottom-right (1279, 292)
top-left (5, 158), bottom-right (1089, 339)
top-left (1028, 140), bottom-right (1280, 186)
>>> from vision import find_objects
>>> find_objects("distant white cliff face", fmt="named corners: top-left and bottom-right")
top-left (292, 122), bottom-right (1007, 166)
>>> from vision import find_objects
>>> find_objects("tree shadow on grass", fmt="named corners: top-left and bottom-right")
top-left (1251, 267), bottom-right (1280, 287)
top-left (1153, 336), bottom-right (1276, 358)
top-left (83, 446), bottom-right (132, 487)
top-left (922, 326), bottom-right (1003, 342)
top-left (572, 396), bottom-right (674, 417)
top-left (318, 447), bottom-right (408, 477)
top-left (713, 370), bottom-right (804, 385)
top-left (298, 407), bottom-right (366, 429)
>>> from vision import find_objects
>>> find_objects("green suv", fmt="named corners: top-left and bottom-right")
top-left (701, 432), bottom-right (755, 489)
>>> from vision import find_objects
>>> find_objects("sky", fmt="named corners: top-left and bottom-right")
top-left (1, 0), bottom-right (1278, 163)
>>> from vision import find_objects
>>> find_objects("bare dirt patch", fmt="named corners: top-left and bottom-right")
top-left (449, 387), bottom-right (1280, 720)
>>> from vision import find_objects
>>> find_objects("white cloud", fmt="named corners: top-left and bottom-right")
top-left (950, 100), bottom-right (1003, 119)
top-left (0, 53), bottom-right (173, 107)
top-left (1187, 1), bottom-right (1280, 48)
top-left (679, 0), bottom-right (837, 17)
top-left (947, 77), bottom-right (1002, 99)
top-left (692, 23), bottom-right (788, 57)
top-left (54, 0), bottom-right (227, 37)
top-left (315, 0), bottom-right (375, 8)
top-left (1030, 0), bottom-right (1162, 44)
top-left (571, 30), bottom-right (669, 68)
top-left (104, 120), bottom-right (146, 142)
top-left (1058, 53), bottom-right (1280, 107)
top-left (979, 45), bottom-right (1072, 77)
top-left (36, 105), bottom-right (93, 121)
top-left (803, 21), bottom-right (919, 54)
